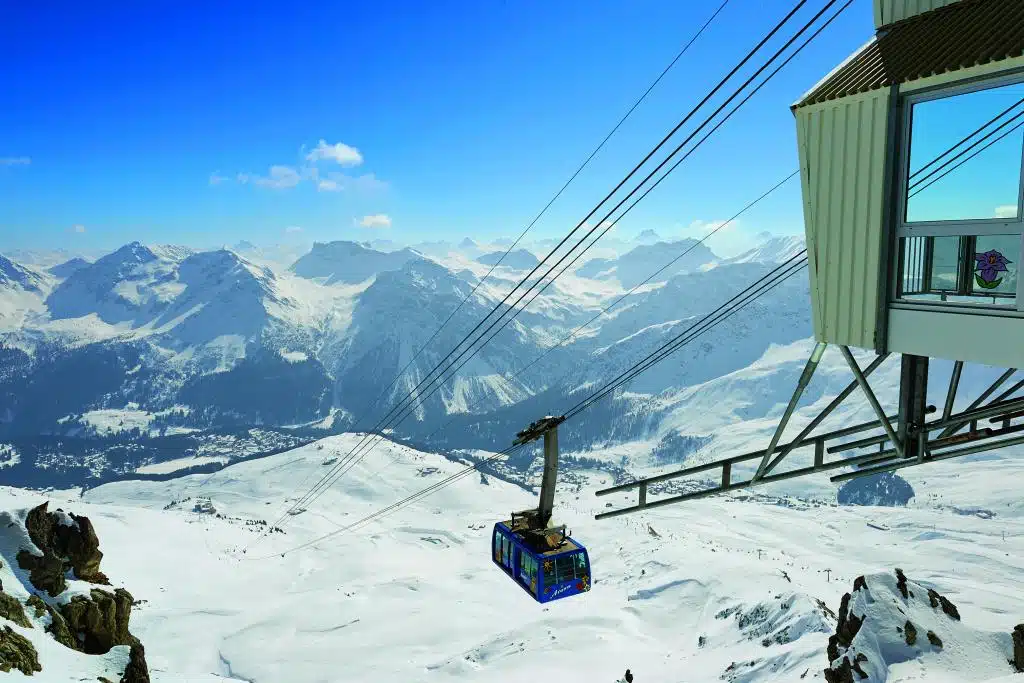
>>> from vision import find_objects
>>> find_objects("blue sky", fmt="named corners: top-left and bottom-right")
top-left (0, 0), bottom-right (878, 254)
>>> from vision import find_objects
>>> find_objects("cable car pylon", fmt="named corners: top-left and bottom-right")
top-left (492, 415), bottom-right (592, 603)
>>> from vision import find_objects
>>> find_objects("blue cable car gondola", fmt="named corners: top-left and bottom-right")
top-left (491, 415), bottom-right (592, 603)
top-left (492, 519), bottom-right (591, 603)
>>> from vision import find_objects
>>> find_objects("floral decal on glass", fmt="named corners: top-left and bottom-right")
top-left (974, 249), bottom-right (1012, 289)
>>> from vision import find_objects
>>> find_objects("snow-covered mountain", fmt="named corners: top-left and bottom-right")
top-left (476, 249), bottom-right (540, 270)
top-left (723, 234), bottom-right (806, 265)
top-left (0, 254), bottom-right (44, 293)
top-left (575, 238), bottom-right (718, 287)
top-left (0, 232), bottom-right (908, 490)
top-left (289, 240), bottom-right (422, 284)
top-left (47, 256), bottom-right (92, 279)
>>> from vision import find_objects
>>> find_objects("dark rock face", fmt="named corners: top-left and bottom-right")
top-left (1012, 624), bottom-right (1024, 672)
top-left (0, 625), bottom-right (41, 675)
top-left (904, 620), bottom-right (918, 646)
top-left (25, 594), bottom-right (47, 619)
top-left (43, 602), bottom-right (76, 650)
top-left (120, 637), bottom-right (150, 683)
top-left (895, 568), bottom-right (909, 599)
top-left (21, 502), bottom-right (109, 590)
top-left (61, 588), bottom-right (135, 655)
top-left (926, 631), bottom-right (943, 648)
top-left (825, 590), bottom-right (867, 683)
top-left (927, 588), bottom-right (961, 621)
top-left (17, 548), bottom-right (68, 597)
top-left (0, 592), bottom-right (31, 629)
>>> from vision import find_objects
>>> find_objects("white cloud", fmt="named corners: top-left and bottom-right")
top-left (220, 140), bottom-right (384, 193)
top-left (995, 204), bottom-right (1018, 218)
top-left (306, 139), bottom-right (363, 167)
top-left (72, 224), bottom-right (86, 234)
top-left (358, 214), bottom-right (392, 229)
top-left (253, 165), bottom-right (301, 189)
top-left (0, 157), bottom-right (30, 166)
top-left (285, 225), bottom-right (303, 233)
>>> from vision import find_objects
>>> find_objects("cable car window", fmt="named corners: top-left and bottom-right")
top-left (573, 553), bottom-right (588, 575)
top-left (543, 558), bottom-right (556, 586)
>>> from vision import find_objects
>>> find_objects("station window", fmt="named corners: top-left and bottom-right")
top-left (896, 78), bottom-right (1024, 310)
top-left (898, 234), bottom-right (1020, 306)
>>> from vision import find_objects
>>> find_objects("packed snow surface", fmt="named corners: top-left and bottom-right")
top-left (0, 432), bottom-right (1020, 682)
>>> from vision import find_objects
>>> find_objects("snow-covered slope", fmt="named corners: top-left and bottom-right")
top-left (722, 235), bottom-right (806, 265)
top-left (1, 427), bottom-right (1020, 682)
top-left (0, 254), bottom-right (45, 293)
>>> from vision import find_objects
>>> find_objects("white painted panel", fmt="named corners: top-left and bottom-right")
top-left (888, 307), bottom-right (1024, 367)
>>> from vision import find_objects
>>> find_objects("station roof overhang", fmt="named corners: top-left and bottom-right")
top-left (793, 0), bottom-right (1024, 110)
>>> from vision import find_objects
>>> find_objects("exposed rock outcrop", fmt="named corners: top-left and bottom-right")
top-left (16, 548), bottom-right (67, 597)
top-left (120, 637), bottom-right (150, 683)
top-left (61, 588), bottom-right (135, 655)
top-left (16, 502), bottom-right (109, 596)
top-left (1012, 624), bottom-right (1024, 672)
top-left (0, 591), bottom-right (31, 629)
top-left (824, 570), bottom-right (1017, 682)
top-left (0, 625), bottom-right (41, 675)
top-left (6, 502), bottom-right (149, 680)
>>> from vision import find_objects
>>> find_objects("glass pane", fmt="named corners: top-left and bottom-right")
top-left (971, 235), bottom-right (1019, 296)
top-left (905, 81), bottom-right (1024, 223)
top-left (930, 236), bottom-right (961, 291)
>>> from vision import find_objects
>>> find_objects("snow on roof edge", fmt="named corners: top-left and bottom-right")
top-left (792, 35), bottom-right (879, 109)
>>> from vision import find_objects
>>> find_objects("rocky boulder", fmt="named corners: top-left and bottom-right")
top-left (16, 502), bottom-right (109, 596)
top-left (0, 625), bottom-right (41, 675)
top-left (61, 588), bottom-right (134, 655)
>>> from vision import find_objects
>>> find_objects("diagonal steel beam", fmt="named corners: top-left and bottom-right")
top-left (762, 353), bottom-right (888, 476)
top-left (840, 345), bottom-right (904, 460)
top-left (752, 342), bottom-right (826, 482)
top-left (938, 368), bottom-right (1016, 439)
top-left (993, 377), bottom-right (1024, 404)
top-left (942, 360), bottom-right (963, 422)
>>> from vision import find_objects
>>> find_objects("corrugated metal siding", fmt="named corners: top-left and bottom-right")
top-left (796, 89), bottom-right (892, 349)
top-left (876, 0), bottom-right (962, 27)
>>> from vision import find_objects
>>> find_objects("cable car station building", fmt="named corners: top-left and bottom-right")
top-left (596, 0), bottom-right (1024, 517)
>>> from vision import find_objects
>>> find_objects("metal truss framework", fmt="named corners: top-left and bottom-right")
top-left (594, 344), bottom-right (1024, 521)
